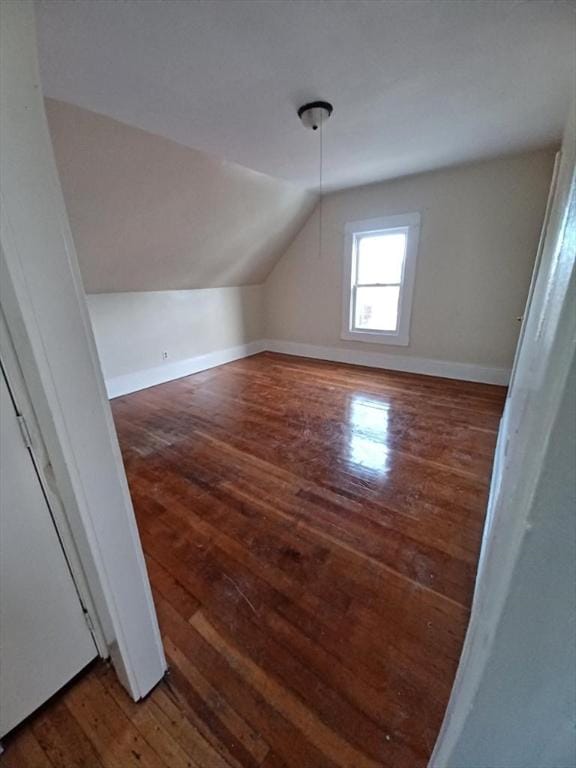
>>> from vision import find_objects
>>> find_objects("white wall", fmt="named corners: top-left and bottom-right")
top-left (265, 150), bottom-right (555, 374)
top-left (87, 285), bottom-right (264, 397)
top-left (46, 98), bottom-right (556, 388)
top-left (86, 151), bottom-right (556, 395)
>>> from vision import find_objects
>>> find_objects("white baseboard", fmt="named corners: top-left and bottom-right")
top-left (106, 340), bottom-right (266, 398)
top-left (263, 339), bottom-right (510, 385)
top-left (105, 337), bottom-right (509, 397)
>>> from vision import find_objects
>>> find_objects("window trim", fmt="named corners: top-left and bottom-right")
top-left (341, 212), bottom-right (421, 346)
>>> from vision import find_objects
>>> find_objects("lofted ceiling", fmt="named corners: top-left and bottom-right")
top-left (45, 99), bottom-right (315, 292)
top-left (36, 0), bottom-right (574, 191)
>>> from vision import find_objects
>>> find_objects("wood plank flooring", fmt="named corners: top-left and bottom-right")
top-left (1, 352), bottom-right (506, 767)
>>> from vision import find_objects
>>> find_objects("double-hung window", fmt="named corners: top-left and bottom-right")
top-left (341, 212), bottom-right (421, 346)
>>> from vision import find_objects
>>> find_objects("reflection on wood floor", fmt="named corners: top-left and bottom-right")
top-left (1, 352), bottom-right (506, 767)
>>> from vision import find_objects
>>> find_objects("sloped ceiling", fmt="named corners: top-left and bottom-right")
top-left (37, 0), bottom-right (574, 190)
top-left (45, 99), bottom-right (316, 293)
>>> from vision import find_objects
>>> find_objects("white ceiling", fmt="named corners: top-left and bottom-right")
top-left (36, 0), bottom-right (575, 191)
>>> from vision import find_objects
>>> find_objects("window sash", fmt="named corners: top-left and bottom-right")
top-left (350, 229), bottom-right (407, 333)
top-left (352, 285), bottom-right (400, 332)
top-left (351, 284), bottom-right (401, 333)
top-left (354, 228), bottom-right (407, 288)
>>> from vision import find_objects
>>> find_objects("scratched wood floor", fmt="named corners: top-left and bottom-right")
top-left (2, 352), bottom-right (506, 768)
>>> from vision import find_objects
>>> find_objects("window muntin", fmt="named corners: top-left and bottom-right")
top-left (342, 213), bottom-right (420, 346)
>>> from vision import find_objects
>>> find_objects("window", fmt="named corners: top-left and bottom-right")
top-left (341, 212), bottom-right (421, 346)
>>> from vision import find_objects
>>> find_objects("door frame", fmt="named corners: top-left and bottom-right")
top-left (0, 1), bottom-right (166, 701)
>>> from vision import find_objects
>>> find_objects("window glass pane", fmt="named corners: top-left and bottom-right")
top-left (357, 232), bottom-right (406, 285)
top-left (354, 286), bottom-right (400, 331)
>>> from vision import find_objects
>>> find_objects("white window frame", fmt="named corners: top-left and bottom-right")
top-left (341, 212), bottom-right (421, 346)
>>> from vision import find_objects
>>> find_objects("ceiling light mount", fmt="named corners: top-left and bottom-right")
top-left (297, 101), bottom-right (333, 131)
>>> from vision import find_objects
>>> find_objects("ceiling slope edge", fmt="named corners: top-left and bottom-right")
top-left (45, 98), bottom-right (317, 293)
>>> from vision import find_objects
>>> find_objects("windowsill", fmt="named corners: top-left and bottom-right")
top-left (340, 329), bottom-right (409, 346)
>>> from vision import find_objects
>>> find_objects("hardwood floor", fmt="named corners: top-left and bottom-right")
top-left (1, 352), bottom-right (506, 767)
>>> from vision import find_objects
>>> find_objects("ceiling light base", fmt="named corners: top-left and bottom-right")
top-left (297, 101), bottom-right (333, 131)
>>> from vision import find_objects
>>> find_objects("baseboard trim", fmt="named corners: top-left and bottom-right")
top-left (105, 337), bottom-right (509, 397)
top-left (106, 340), bottom-right (266, 398)
top-left (264, 339), bottom-right (511, 385)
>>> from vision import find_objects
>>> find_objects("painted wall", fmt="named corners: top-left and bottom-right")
top-left (87, 286), bottom-right (264, 397)
top-left (45, 98), bottom-right (315, 292)
top-left (48, 96), bottom-right (555, 390)
top-left (265, 150), bottom-right (556, 371)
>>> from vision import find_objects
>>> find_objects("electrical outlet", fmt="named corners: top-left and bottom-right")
top-left (162, 351), bottom-right (168, 360)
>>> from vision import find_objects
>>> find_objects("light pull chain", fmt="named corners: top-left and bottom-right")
top-left (318, 117), bottom-right (323, 260)
top-left (296, 100), bottom-right (332, 260)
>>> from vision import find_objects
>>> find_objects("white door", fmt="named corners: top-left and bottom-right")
top-left (0, 367), bottom-right (97, 737)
